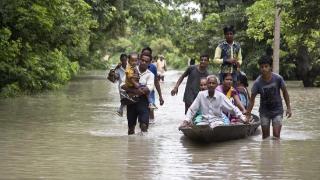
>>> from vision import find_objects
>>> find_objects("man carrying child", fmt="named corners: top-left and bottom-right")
top-left (122, 53), bottom-right (154, 135)
top-left (121, 52), bottom-right (155, 109)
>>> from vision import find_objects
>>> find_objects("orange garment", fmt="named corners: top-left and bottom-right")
top-left (125, 64), bottom-right (139, 87)
top-left (225, 86), bottom-right (235, 99)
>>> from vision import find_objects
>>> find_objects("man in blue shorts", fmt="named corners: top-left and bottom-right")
top-left (246, 53), bottom-right (292, 139)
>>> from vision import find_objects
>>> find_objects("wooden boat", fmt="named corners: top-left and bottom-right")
top-left (179, 114), bottom-right (260, 142)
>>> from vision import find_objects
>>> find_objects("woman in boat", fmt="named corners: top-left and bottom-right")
top-left (236, 72), bottom-right (250, 109)
top-left (216, 73), bottom-right (246, 124)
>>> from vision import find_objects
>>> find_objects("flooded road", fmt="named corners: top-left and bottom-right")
top-left (0, 70), bottom-right (319, 179)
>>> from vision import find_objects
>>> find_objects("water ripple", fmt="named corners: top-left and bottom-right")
top-left (0, 71), bottom-right (319, 179)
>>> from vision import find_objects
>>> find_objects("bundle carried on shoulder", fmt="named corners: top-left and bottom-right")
top-left (107, 67), bottom-right (120, 83)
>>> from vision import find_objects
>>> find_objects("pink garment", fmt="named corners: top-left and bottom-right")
top-left (216, 85), bottom-right (239, 121)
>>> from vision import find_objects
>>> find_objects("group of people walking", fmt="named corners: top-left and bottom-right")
top-left (109, 25), bottom-right (292, 139)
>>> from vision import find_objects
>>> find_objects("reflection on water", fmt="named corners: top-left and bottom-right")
top-left (0, 70), bottom-right (319, 179)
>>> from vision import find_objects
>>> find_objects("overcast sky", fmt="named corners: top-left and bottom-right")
top-left (179, 2), bottom-right (202, 21)
top-left (166, 1), bottom-right (202, 21)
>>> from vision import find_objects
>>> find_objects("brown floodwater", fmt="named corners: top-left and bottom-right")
top-left (0, 70), bottom-right (319, 179)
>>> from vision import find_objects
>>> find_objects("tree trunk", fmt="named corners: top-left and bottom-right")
top-left (273, 0), bottom-right (281, 74)
top-left (296, 45), bottom-right (316, 87)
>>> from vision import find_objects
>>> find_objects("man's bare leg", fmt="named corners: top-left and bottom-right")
top-left (273, 125), bottom-right (282, 139)
top-left (149, 109), bottom-right (155, 124)
top-left (262, 126), bottom-right (270, 139)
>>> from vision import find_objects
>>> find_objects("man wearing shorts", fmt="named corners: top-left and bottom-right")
top-left (246, 52), bottom-right (292, 139)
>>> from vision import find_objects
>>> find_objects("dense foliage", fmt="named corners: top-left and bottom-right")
top-left (246, 0), bottom-right (320, 86)
top-left (0, 0), bottom-right (93, 97)
top-left (1, 0), bottom-right (319, 97)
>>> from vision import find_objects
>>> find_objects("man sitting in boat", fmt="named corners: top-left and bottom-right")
top-left (179, 75), bottom-right (248, 129)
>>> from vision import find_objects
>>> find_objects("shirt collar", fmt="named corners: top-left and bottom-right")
top-left (222, 41), bottom-right (235, 46)
top-left (138, 68), bottom-right (150, 76)
top-left (205, 90), bottom-right (217, 99)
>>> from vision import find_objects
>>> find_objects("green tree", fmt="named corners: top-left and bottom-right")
top-left (0, 0), bottom-right (94, 97)
top-left (84, 0), bottom-right (126, 68)
top-left (246, 0), bottom-right (320, 86)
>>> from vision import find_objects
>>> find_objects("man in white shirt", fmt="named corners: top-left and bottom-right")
top-left (180, 75), bottom-right (248, 129)
top-left (122, 53), bottom-right (154, 135)
top-left (156, 55), bottom-right (167, 82)
top-left (114, 54), bottom-right (127, 116)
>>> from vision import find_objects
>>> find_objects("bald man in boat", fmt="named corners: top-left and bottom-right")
top-left (179, 75), bottom-right (249, 129)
